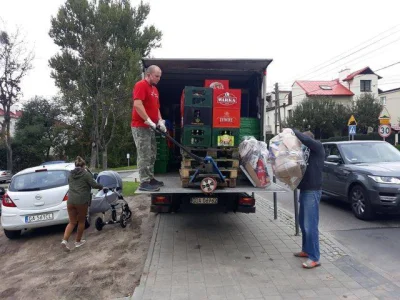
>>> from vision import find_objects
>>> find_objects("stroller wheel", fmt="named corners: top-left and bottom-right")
top-left (95, 217), bottom-right (104, 231)
top-left (120, 213), bottom-right (127, 228)
top-left (124, 204), bottom-right (132, 219)
top-left (85, 215), bottom-right (91, 229)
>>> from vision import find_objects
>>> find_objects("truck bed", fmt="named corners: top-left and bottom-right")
top-left (134, 173), bottom-right (288, 194)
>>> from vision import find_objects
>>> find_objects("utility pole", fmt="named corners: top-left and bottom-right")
top-left (274, 83), bottom-right (282, 133)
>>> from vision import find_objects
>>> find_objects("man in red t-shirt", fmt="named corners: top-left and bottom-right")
top-left (131, 65), bottom-right (167, 192)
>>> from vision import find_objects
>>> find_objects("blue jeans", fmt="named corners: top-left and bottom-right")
top-left (299, 190), bottom-right (322, 262)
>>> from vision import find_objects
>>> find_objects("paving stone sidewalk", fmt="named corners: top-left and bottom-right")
top-left (131, 195), bottom-right (400, 300)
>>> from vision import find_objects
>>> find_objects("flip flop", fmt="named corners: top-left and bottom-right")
top-left (293, 251), bottom-right (308, 258)
top-left (302, 259), bottom-right (321, 269)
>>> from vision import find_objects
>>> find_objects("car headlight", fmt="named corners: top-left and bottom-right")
top-left (368, 175), bottom-right (400, 184)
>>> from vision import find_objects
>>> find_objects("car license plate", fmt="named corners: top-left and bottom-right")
top-left (25, 213), bottom-right (54, 223)
top-left (190, 197), bottom-right (218, 205)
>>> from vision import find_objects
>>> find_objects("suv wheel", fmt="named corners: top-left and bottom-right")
top-left (350, 185), bottom-right (374, 220)
top-left (4, 229), bottom-right (21, 239)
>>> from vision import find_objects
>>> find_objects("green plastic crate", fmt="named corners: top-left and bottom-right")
top-left (184, 86), bottom-right (213, 107)
top-left (212, 128), bottom-right (240, 147)
top-left (154, 160), bottom-right (168, 173)
top-left (182, 126), bottom-right (211, 147)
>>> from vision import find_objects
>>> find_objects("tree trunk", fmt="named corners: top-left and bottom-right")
top-left (90, 145), bottom-right (97, 169)
top-left (6, 124), bottom-right (12, 171)
top-left (102, 147), bottom-right (107, 170)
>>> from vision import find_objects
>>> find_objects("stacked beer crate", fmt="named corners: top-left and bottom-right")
top-left (179, 80), bottom-right (241, 188)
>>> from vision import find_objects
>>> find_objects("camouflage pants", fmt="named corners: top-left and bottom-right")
top-left (131, 127), bottom-right (156, 183)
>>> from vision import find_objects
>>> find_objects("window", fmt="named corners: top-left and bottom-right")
top-left (380, 96), bottom-right (386, 105)
top-left (288, 109), bottom-right (293, 118)
top-left (319, 85), bottom-right (332, 90)
top-left (360, 80), bottom-right (371, 92)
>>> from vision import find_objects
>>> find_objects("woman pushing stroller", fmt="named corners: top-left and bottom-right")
top-left (61, 156), bottom-right (103, 251)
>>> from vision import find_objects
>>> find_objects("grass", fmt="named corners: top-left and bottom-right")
top-left (123, 181), bottom-right (140, 196)
top-left (93, 165), bottom-right (137, 173)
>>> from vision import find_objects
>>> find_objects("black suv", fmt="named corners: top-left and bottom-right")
top-left (322, 140), bottom-right (400, 220)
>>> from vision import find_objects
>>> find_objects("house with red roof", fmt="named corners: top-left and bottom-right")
top-left (0, 108), bottom-right (23, 137)
top-left (266, 66), bottom-right (383, 134)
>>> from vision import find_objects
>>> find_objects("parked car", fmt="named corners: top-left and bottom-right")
top-left (1, 162), bottom-right (92, 239)
top-left (322, 140), bottom-right (400, 220)
top-left (0, 170), bottom-right (12, 183)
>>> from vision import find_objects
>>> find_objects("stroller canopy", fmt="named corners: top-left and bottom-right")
top-left (96, 170), bottom-right (123, 191)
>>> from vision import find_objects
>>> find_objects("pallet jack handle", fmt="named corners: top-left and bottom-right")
top-left (153, 126), bottom-right (204, 163)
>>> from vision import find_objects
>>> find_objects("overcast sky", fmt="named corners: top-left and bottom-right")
top-left (1, 0), bottom-right (400, 102)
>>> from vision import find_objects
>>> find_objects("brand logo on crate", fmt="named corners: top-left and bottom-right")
top-left (217, 92), bottom-right (237, 106)
top-left (218, 112), bottom-right (236, 124)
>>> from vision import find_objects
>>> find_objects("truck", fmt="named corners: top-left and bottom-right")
top-left (135, 58), bottom-right (287, 213)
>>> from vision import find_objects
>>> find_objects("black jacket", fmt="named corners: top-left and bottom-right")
top-left (293, 130), bottom-right (325, 191)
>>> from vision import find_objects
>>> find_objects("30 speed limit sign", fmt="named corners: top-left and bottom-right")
top-left (378, 124), bottom-right (391, 138)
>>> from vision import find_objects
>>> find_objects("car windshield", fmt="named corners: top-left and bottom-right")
top-left (340, 142), bottom-right (400, 164)
top-left (9, 170), bottom-right (70, 191)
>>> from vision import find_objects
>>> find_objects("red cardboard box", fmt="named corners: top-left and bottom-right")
top-left (213, 89), bottom-right (241, 110)
top-left (212, 108), bottom-right (240, 128)
top-left (205, 79), bottom-right (229, 89)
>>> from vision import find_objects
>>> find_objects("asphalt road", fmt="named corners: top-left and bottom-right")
top-left (266, 184), bottom-right (400, 283)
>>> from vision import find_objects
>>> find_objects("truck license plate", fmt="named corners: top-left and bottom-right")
top-left (190, 197), bottom-right (218, 205)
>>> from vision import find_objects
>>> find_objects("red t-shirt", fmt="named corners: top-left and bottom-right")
top-left (131, 79), bottom-right (160, 127)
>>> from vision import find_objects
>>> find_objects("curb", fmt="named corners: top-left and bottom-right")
top-left (130, 213), bottom-right (161, 300)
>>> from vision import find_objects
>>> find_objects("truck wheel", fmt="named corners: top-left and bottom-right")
top-left (4, 229), bottom-right (21, 239)
top-left (350, 185), bottom-right (374, 220)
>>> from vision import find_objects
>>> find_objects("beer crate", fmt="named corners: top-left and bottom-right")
top-left (182, 86), bottom-right (213, 107)
top-left (212, 108), bottom-right (240, 128)
top-left (183, 106), bottom-right (212, 126)
top-left (211, 128), bottom-right (240, 147)
top-left (212, 89), bottom-right (241, 110)
top-left (181, 126), bottom-right (211, 147)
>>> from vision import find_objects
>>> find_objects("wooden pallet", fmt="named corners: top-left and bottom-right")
top-left (181, 146), bottom-right (239, 159)
top-left (181, 158), bottom-right (240, 169)
top-left (179, 165), bottom-right (238, 188)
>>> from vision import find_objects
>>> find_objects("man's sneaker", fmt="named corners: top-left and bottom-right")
top-left (139, 182), bottom-right (160, 192)
top-left (150, 178), bottom-right (164, 187)
top-left (61, 240), bottom-right (70, 252)
top-left (75, 240), bottom-right (87, 248)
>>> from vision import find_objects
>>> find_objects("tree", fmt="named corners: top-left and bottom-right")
top-left (0, 28), bottom-right (34, 171)
top-left (352, 93), bottom-right (383, 134)
top-left (49, 0), bottom-right (162, 169)
top-left (14, 97), bottom-right (66, 161)
top-left (286, 97), bottom-right (351, 139)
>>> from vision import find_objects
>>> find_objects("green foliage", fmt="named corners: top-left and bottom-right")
top-left (14, 97), bottom-right (66, 160)
top-left (286, 94), bottom-right (383, 139)
top-left (352, 93), bottom-right (383, 134)
top-left (48, 0), bottom-right (161, 168)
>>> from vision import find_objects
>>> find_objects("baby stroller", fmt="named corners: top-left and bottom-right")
top-left (89, 170), bottom-right (132, 230)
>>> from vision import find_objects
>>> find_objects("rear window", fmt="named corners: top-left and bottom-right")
top-left (9, 170), bottom-right (70, 191)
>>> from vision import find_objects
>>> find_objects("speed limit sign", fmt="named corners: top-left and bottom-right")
top-left (378, 124), bottom-right (391, 138)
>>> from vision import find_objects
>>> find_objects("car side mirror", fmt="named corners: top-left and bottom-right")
top-left (327, 155), bottom-right (341, 163)
top-left (0, 187), bottom-right (5, 196)
top-left (93, 173), bottom-right (98, 180)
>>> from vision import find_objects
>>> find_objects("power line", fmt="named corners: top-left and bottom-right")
top-left (375, 61), bottom-right (400, 72)
top-left (280, 24), bottom-right (400, 86)
top-left (307, 36), bottom-right (400, 80)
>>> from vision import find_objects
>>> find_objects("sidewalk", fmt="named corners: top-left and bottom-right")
top-left (131, 195), bottom-right (400, 300)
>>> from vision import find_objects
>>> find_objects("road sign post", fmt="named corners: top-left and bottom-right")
top-left (347, 115), bottom-right (357, 141)
top-left (378, 125), bottom-right (391, 141)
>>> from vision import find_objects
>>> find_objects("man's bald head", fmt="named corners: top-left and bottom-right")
top-left (145, 65), bottom-right (162, 85)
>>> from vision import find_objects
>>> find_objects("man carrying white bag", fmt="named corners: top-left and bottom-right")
top-left (269, 128), bottom-right (325, 269)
